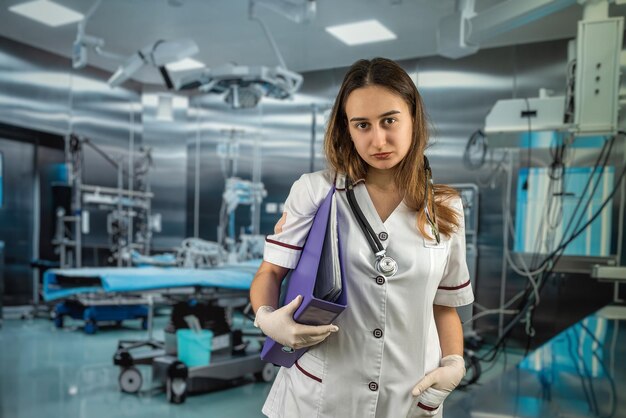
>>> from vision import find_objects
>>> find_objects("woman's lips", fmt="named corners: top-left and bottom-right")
top-left (372, 152), bottom-right (392, 159)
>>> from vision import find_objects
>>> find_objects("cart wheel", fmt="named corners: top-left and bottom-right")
top-left (254, 363), bottom-right (277, 383)
top-left (84, 320), bottom-right (97, 334)
top-left (118, 367), bottom-right (143, 394)
top-left (166, 377), bottom-right (187, 404)
top-left (54, 316), bottom-right (64, 329)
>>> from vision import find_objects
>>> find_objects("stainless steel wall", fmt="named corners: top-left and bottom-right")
top-left (0, 30), bottom-right (619, 339)
top-left (142, 92), bottom-right (188, 250)
top-left (187, 94), bottom-right (263, 242)
top-left (0, 35), bottom-right (143, 303)
top-left (187, 72), bottom-right (337, 242)
top-left (0, 138), bottom-right (34, 305)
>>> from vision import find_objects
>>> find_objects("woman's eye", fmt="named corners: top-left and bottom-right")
top-left (355, 122), bottom-right (368, 129)
top-left (384, 118), bottom-right (396, 125)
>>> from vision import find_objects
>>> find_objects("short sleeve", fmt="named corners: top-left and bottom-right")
top-left (433, 196), bottom-right (475, 307)
top-left (263, 171), bottom-right (331, 269)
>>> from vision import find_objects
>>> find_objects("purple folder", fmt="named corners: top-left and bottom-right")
top-left (260, 186), bottom-right (347, 367)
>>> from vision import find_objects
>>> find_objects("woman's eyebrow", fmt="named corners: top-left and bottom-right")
top-left (349, 110), bottom-right (401, 122)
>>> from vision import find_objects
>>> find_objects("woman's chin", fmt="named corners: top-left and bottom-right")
top-left (367, 159), bottom-right (400, 171)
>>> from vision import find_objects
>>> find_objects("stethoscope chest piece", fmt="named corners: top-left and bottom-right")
top-left (375, 255), bottom-right (398, 277)
top-left (346, 177), bottom-right (400, 278)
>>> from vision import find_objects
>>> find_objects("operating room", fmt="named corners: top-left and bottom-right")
top-left (0, 0), bottom-right (625, 417)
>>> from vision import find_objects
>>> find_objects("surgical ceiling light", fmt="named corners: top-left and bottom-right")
top-left (9, 0), bottom-right (84, 27)
top-left (107, 38), bottom-right (200, 88)
top-left (70, 0), bottom-right (308, 100)
top-left (166, 58), bottom-right (205, 72)
top-left (325, 19), bottom-right (396, 46)
top-left (70, 0), bottom-right (201, 88)
top-left (169, 0), bottom-right (311, 108)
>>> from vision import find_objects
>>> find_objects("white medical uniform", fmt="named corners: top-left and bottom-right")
top-left (262, 170), bottom-right (474, 418)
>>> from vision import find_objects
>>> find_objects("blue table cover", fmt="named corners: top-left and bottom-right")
top-left (43, 259), bottom-right (261, 301)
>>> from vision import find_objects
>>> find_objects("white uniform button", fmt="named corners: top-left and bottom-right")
top-left (373, 328), bottom-right (383, 338)
top-left (375, 275), bottom-right (385, 285)
top-left (368, 381), bottom-right (379, 391)
top-left (378, 232), bottom-right (388, 241)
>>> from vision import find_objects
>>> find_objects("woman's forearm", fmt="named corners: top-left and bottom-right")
top-left (433, 304), bottom-right (464, 357)
top-left (250, 261), bottom-right (289, 313)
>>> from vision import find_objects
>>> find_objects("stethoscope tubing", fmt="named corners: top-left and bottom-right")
top-left (345, 178), bottom-right (386, 255)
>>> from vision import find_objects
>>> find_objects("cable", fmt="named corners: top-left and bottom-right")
top-left (465, 308), bottom-right (519, 325)
top-left (513, 161), bottom-right (622, 335)
top-left (566, 329), bottom-right (596, 415)
top-left (563, 59), bottom-right (577, 125)
top-left (553, 136), bottom-right (612, 260)
top-left (500, 161), bottom-right (545, 304)
top-left (463, 129), bottom-right (488, 170)
top-left (523, 97), bottom-right (533, 190)
top-left (568, 136), bottom-right (614, 245)
top-left (538, 160), bottom-right (624, 273)
top-left (475, 149), bottom-right (508, 189)
top-left (504, 190), bottom-right (550, 277)
top-left (578, 322), bottom-right (617, 418)
top-left (521, 134), bottom-right (614, 276)
top-left (469, 131), bottom-right (625, 384)
top-left (480, 158), bottom-right (623, 357)
top-left (479, 159), bottom-right (625, 363)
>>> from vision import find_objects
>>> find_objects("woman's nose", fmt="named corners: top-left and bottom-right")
top-left (371, 127), bottom-right (387, 148)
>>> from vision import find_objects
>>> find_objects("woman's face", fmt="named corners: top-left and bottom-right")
top-left (345, 85), bottom-right (413, 173)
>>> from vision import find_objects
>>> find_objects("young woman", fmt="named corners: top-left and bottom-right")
top-left (250, 57), bottom-right (474, 418)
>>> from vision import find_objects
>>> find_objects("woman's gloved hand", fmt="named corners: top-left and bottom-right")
top-left (254, 295), bottom-right (339, 350)
top-left (409, 354), bottom-right (466, 413)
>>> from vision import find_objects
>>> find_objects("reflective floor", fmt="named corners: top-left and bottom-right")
top-left (1, 305), bottom-right (624, 418)
top-left (447, 305), bottom-right (626, 418)
top-left (0, 314), bottom-right (270, 418)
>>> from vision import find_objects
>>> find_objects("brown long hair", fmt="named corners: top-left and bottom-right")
top-left (324, 57), bottom-right (461, 239)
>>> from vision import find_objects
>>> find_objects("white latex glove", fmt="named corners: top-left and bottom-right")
top-left (255, 295), bottom-right (339, 350)
top-left (409, 354), bottom-right (466, 414)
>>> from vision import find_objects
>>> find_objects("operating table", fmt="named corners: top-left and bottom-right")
top-left (43, 260), bottom-right (260, 333)
top-left (43, 260), bottom-right (276, 402)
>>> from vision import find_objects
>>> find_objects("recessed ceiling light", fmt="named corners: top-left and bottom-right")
top-left (9, 0), bottom-right (84, 27)
top-left (325, 19), bottom-right (396, 46)
top-left (165, 58), bottom-right (205, 72)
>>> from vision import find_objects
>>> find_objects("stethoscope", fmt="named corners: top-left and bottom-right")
top-left (345, 156), bottom-right (440, 278)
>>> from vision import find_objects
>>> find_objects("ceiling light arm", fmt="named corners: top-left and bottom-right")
top-left (107, 39), bottom-right (198, 88)
top-left (250, 0), bottom-right (316, 24)
top-left (92, 45), bottom-right (126, 62)
top-left (249, 11), bottom-right (287, 69)
top-left (73, 0), bottom-right (128, 68)
top-left (84, 0), bottom-right (103, 21)
top-left (248, 0), bottom-right (316, 69)
top-left (75, 0), bottom-right (102, 39)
